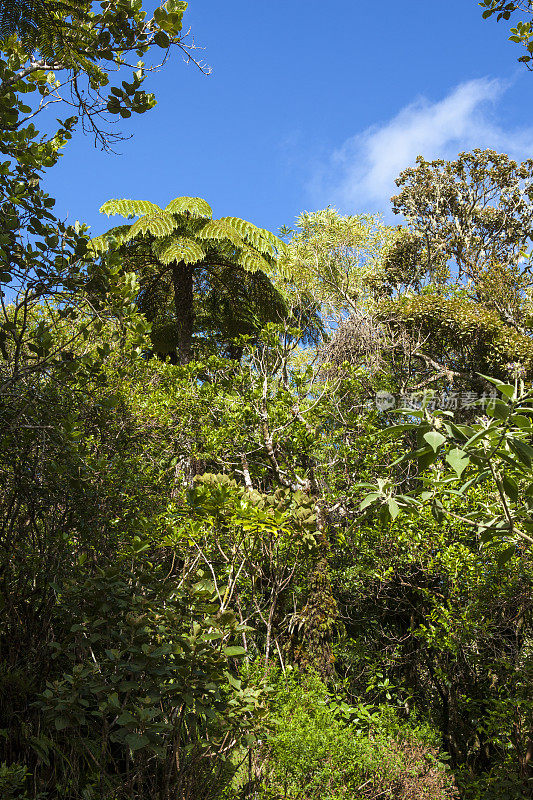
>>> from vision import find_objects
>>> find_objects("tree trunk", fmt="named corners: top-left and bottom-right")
top-left (172, 261), bottom-right (194, 364)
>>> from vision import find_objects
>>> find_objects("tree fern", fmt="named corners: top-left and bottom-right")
top-left (153, 236), bottom-right (206, 265)
top-left (100, 199), bottom-right (163, 218)
top-left (219, 217), bottom-right (285, 256)
top-left (87, 225), bottom-right (131, 254)
top-left (165, 197), bottom-right (213, 218)
top-left (98, 194), bottom-right (286, 363)
top-left (233, 246), bottom-right (272, 273)
top-left (195, 219), bottom-right (246, 249)
top-left (124, 212), bottom-right (178, 241)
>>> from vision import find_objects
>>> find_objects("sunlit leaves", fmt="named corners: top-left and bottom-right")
top-left (100, 199), bottom-right (162, 218)
top-left (362, 379), bottom-right (533, 554)
top-left (446, 448), bottom-right (470, 477)
top-left (165, 196), bottom-right (213, 218)
top-left (153, 236), bottom-right (206, 265)
top-left (87, 225), bottom-right (131, 254)
top-left (124, 212), bottom-right (179, 240)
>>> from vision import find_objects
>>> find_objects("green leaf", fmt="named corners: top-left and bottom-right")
top-left (359, 491), bottom-right (380, 511)
top-left (196, 219), bottom-right (246, 248)
top-left (387, 498), bottom-right (400, 519)
top-left (234, 246), bottom-right (272, 273)
top-left (487, 399), bottom-right (511, 420)
top-left (380, 423), bottom-right (417, 438)
top-left (87, 225), bottom-right (131, 254)
top-left (510, 414), bottom-right (533, 430)
top-left (497, 545), bottom-right (515, 567)
top-left (501, 475), bottom-right (518, 503)
top-left (508, 437), bottom-right (533, 467)
top-left (431, 499), bottom-right (445, 523)
top-left (423, 431), bottom-right (445, 452)
top-left (219, 217), bottom-right (285, 254)
top-left (446, 448), bottom-right (470, 477)
top-left (154, 30), bottom-right (171, 47)
top-left (224, 646), bottom-right (246, 657)
top-left (125, 733), bottom-right (150, 751)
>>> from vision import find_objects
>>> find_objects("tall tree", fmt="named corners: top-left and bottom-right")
top-left (323, 150), bottom-right (533, 401)
top-left (94, 196), bottom-right (287, 363)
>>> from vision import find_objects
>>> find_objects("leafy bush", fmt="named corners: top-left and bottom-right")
top-left (33, 563), bottom-right (263, 800)
top-left (0, 762), bottom-right (31, 799)
top-left (252, 672), bottom-right (457, 800)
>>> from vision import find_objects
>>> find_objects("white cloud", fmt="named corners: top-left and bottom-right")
top-left (313, 78), bottom-right (533, 215)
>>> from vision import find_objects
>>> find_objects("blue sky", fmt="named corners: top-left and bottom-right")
top-left (44, 0), bottom-right (533, 237)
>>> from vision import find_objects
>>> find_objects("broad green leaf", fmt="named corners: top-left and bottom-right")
top-left (479, 374), bottom-right (516, 399)
top-left (508, 437), bottom-right (533, 467)
top-left (464, 427), bottom-right (494, 448)
top-left (387, 498), bottom-right (400, 519)
top-left (124, 733), bottom-right (150, 752)
top-left (510, 414), bottom-right (533, 430)
top-left (431, 499), bottom-right (445, 523)
top-left (423, 431), bottom-right (445, 452)
top-left (379, 423), bottom-right (417, 438)
top-left (487, 399), bottom-right (511, 420)
top-left (360, 492), bottom-right (380, 510)
top-left (446, 448), bottom-right (470, 477)
top-left (497, 545), bottom-right (516, 566)
top-left (501, 475), bottom-right (518, 503)
top-left (224, 646), bottom-right (246, 657)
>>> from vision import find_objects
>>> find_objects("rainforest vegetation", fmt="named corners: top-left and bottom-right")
top-left (0, 1), bottom-right (532, 798)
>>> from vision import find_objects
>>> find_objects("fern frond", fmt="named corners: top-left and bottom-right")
top-left (87, 225), bottom-right (131, 254)
top-left (100, 199), bottom-right (162, 218)
top-left (234, 246), bottom-right (272, 273)
top-left (196, 220), bottom-right (245, 249)
top-left (258, 227), bottom-right (288, 256)
top-left (165, 197), bottom-right (213, 218)
top-left (124, 212), bottom-right (178, 241)
top-left (153, 236), bottom-right (206, 265)
top-left (0, 0), bottom-right (90, 60)
top-left (218, 217), bottom-right (285, 256)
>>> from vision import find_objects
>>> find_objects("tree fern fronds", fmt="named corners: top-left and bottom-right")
top-left (218, 217), bottom-right (285, 255)
top-left (0, 0), bottom-right (90, 60)
top-left (234, 245), bottom-right (272, 273)
top-left (153, 235), bottom-right (206, 265)
top-left (257, 226), bottom-right (288, 254)
top-left (165, 197), bottom-right (213, 218)
top-left (124, 212), bottom-right (178, 241)
top-left (99, 199), bottom-right (163, 218)
top-left (87, 225), bottom-right (131, 254)
top-left (196, 219), bottom-right (245, 249)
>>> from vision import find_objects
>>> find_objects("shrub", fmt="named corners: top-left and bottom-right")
top-left (250, 672), bottom-right (457, 800)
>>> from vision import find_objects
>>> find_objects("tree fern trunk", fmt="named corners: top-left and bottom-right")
top-left (172, 262), bottom-right (194, 364)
